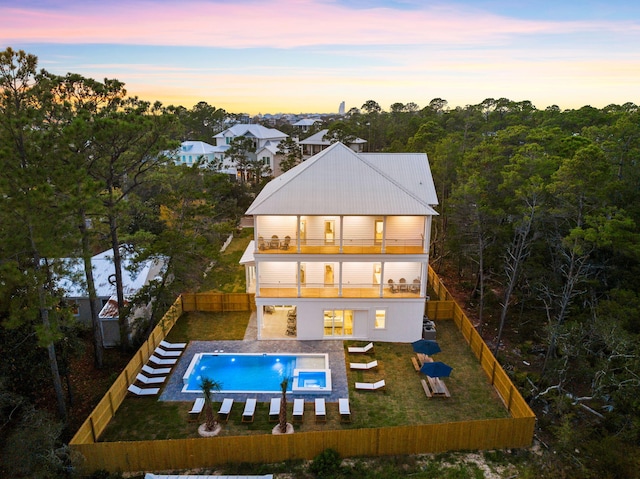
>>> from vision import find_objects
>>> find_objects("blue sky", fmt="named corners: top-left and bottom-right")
top-left (2, 0), bottom-right (639, 114)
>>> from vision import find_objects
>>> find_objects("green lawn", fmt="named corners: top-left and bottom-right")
top-left (100, 316), bottom-right (509, 442)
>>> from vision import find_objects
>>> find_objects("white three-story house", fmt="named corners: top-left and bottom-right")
top-left (240, 142), bottom-right (439, 342)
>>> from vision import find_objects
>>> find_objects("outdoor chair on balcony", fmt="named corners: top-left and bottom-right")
top-left (399, 278), bottom-right (407, 292)
top-left (280, 235), bottom-right (291, 250)
top-left (258, 236), bottom-right (267, 250)
top-left (411, 278), bottom-right (420, 293)
top-left (270, 235), bottom-right (280, 249)
top-left (388, 279), bottom-right (398, 293)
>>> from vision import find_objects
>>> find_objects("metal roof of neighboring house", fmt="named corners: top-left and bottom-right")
top-left (58, 248), bottom-right (163, 299)
top-left (299, 129), bottom-right (366, 146)
top-left (256, 141), bottom-right (280, 155)
top-left (214, 124), bottom-right (287, 140)
top-left (293, 118), bottom-right (322, 127)
top-left (180, 140), bottom-right (217, 154)
top-left (246, 142), bottom-right (439, 216)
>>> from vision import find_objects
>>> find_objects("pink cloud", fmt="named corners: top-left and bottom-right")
top-left (2, 1), bottom-right (633, 48)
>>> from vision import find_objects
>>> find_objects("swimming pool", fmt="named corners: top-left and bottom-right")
top-left (182, 353), bottom-right (332, 394)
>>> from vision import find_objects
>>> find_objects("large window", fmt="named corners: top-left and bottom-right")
top-left (323, 309), bottom-right (353, 337)
top-left (375, 309), bottom-right (386, 329)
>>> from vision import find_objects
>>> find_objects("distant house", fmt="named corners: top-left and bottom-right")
top-left (240, 142), bottom-right (438, 342)
top-left (59, 248), bottom-right (165, 347)
top-left (213, 124), bottom-right (288, 179)
top-left (298, 129), bottom-right (366, 159)
top-left (292, 118), bottom-right (322, 133)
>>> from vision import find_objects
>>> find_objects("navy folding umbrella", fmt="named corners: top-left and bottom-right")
top-left (420, 361), bottom-right (453, 378)
top-left (411, 339), bottom-right (441, 356)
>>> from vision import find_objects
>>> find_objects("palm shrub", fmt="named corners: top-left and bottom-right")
top-left (278, 378), bottom-right (289, 433)
top-left (200, 377), bottom-right (222, 431)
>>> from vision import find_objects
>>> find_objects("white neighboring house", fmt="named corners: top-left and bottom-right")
top-left (59, 248), bottom-right (166, 347)
top-left (292, 118), bottom-right (322, 133)
top-left (240, 142), bottom-right (439, 342)
top-left (167, 140), bottom-right (235, 174)
top-left (299, 129), bottom-right (366, 159)
top-left (214, 124), bottom-right (288, 179)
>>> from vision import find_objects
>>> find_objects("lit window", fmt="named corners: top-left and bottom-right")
top-left (375, 310), bottom-right (386, 329)
top-left (68, 300), bottom-right (80, 316)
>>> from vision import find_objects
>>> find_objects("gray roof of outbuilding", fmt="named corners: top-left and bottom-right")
top-left (246, 142), bottom-right (438, 216)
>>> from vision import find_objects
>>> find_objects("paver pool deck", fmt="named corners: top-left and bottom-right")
top-left (159, 313), bottom-right (349, 403)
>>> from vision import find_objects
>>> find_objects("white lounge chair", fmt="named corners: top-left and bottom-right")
top-left (127, 384), bottom-right (159, 396)
top-left (154, 346), bottom-right (182, 358)
top-left (242, 398), bottom-right (257, 423)
top-left (349, 360), bottom-right (378, 370)
top-left (149, 354), bottom-right (178, 366)
top-left (188, 397), bottom-right (205, 421)
top-left (339, 398), bottom-right (351, 423)
top-left (293, 398), bottom-right (304, 423)
top-left (159, 340), bottom-right (187, 350)
top-left (354, 379), bottom-right (386, 391)
top-left (269, 397), bottom-right (280, 422)
top-left (315, 398), bottom-right (326, 423)
top-left (347, 342), bottom-right (374, 354)
top-left (142, 364), bottom-right (171, 376)
top-left (135, 373), bottom-right (166, 385)
top-left (217, 398), bottom-right (234, 422)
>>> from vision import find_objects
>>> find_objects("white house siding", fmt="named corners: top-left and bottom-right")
top-left (302, 216), bottom-right (341, 244)
top-left (342, 216), bottom-right (376, 244)
top-left (255, 216), bottom-right (298, 242)
top-left (256, 298), bottom-right (424, 342)
top-left (259, 261), bottom-right (298, 286)
top-left (385, 216), bottom-right (425, 241)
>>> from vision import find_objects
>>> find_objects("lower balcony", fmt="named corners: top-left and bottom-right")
top-left (256, 238), bottom-right (425, 255)
top-left (258, 282), bottom-right (422, 299)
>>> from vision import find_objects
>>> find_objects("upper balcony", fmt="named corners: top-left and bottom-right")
top-left (256, 236), bottom-right (424, 255)
top-left (254, 214), bottom-right (430, 256)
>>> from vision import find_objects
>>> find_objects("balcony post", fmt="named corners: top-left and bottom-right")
top-left (381, 216), bottom-right (387, 253)
top-left (339, 216), bottom-right (344, 253)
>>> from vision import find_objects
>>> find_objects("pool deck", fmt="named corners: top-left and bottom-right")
top-left (159, 313), bottom-right (349, 404)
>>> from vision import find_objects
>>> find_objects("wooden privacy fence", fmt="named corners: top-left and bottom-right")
top-left (72, 417), bottom-right (534, 473)
top-left (70, 297), bottom-right (184, 445)
top-left (426, 266), bottom-right (534, 418)
top-left (70, 272), bottom-right (535, 474)
top-left (181, 292), bottom-right (256, 312)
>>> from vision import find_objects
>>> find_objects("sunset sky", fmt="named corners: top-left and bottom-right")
top-left (2, 0), bottom-right (639, 115)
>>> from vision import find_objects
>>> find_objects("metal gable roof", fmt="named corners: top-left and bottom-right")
top-left (246, 142), bottom-right (439, 216)
top-left (214, 124), bottom-right (287, 140)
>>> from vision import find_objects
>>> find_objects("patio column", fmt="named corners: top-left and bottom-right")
top-left (380, 262), bottom-right (386, 298)
top-left (296, 215), bottom-right (301, 253)
top-left (338, 262), bottom-right (343, 297)
top-left (339, 216), bottom-right (344, 253)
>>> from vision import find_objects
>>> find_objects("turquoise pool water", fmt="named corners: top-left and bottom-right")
top-left (182, 353), bottom-right (330, 393)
